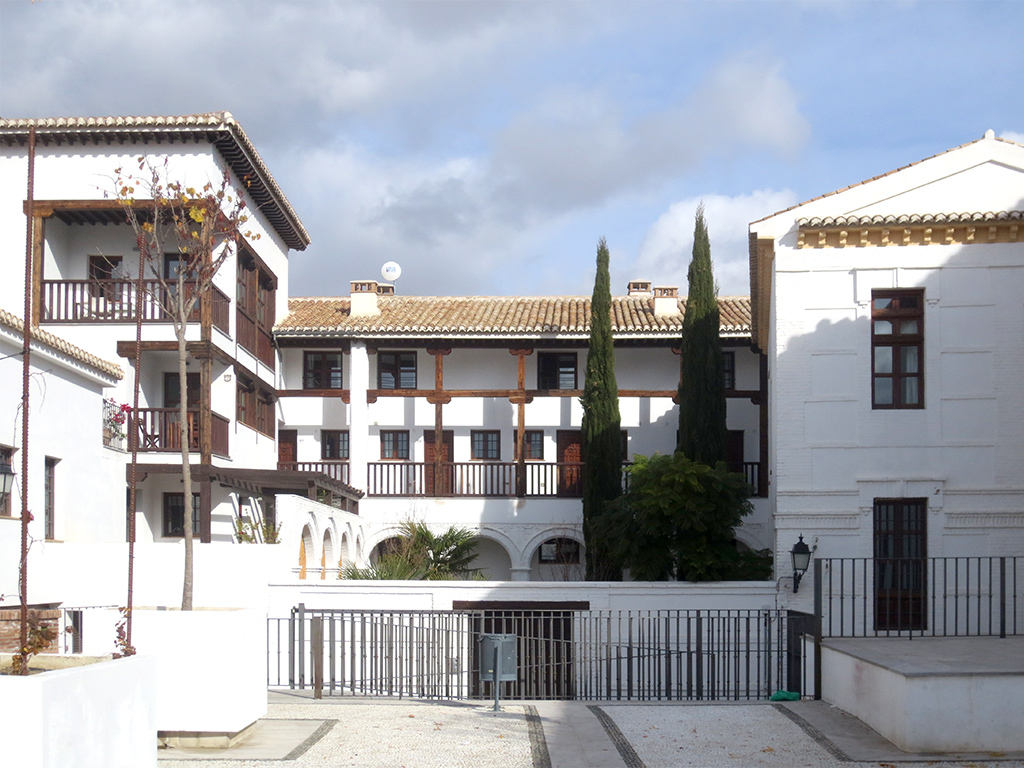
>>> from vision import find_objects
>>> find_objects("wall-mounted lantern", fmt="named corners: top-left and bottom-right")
top-left (0, 460), bottom-right (14, 509)
top-left (791, 534), bottom-right (812, 593)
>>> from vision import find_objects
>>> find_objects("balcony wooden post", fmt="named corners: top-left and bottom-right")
top-left (30, 214), bottom-right (45, 327)
top-left (427, 349), bottom-right (450, 495)
top-left (199, 477), bottom-right (212, 544)
top-left (509, 349), bottom-right (532, 497)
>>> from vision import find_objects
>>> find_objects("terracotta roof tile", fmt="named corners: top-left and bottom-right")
top-left (0, 310), bottom-right (124, 380)
top-left (277, 295), bottom-right (751, 339)
top-left (799, 210), bottom-right (1024, 228)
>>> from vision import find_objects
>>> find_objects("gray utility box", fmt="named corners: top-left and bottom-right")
top-left (479, 634), bottom-right (517, 682)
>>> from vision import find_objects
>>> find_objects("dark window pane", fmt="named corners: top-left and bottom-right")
top-left (874, 378), bottom-right (893, 405)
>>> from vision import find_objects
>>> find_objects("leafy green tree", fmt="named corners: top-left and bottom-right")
top-left (581, 237), bottom-right (622, 580)
top-left (594, 453), bottom-right (753, 581)
top-left (342, 521), bottom-right (483, 580)
top-left (677, 204), bottom-right (727, 465)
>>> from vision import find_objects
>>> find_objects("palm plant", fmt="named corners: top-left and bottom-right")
top-left (341, 521), bottom-right (482, 580)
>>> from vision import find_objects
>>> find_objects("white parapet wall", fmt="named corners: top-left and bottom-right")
top-left (268, 579), bottom-right (781, 616)
top-left (0, 654), bottom-right (157, 768)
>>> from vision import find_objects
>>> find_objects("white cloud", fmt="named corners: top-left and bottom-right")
top-left (629, 190), bottom-right (799, 297)
top-left (1000, 131), bottom-right (1024, 145)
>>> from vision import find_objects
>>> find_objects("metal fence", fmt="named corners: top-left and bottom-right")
top-left (269, 606), bottom-right (799, 701)
top-left (813, 556), bottom-right (1023, 639)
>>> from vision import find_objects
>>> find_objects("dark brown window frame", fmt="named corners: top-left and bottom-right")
top-left (871, 289), bottom-right (924, 409)
top-left (723, 350), bottom-right (736, 390)
top-left (471, 430), bottom-right (501, 461)
top-left (0, 445), bottom-right (13, 517)
top-left (378, 351), bottom-right (417, 389)
top-left (516, 430), bottom-right (544, 461)
top-left (380, 430), bottom-right (410, 460)
top-left (303, 351), bottom-right (344, 389)
top-left (538, 352), bottom-right (578, 390)
top-left (44, 456), bottom-right (57, 540)
top-left (539, 537), bottom-right (580, 564)
top-left (322, 430), bottom-right (350, 460)
top-left (163, 492), bottom-right (200, 538)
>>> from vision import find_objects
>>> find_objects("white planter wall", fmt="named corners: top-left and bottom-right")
top-left (0, 655), bottom-right (156, 768)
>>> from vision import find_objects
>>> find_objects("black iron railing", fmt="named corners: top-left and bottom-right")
top-left (271, 606), bottom-right (796, 701)
top-left (813, 556), bottom-right (1022, 639)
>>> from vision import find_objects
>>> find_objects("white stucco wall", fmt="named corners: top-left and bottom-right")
top-left (754, 134), bottom-right (1024, 611)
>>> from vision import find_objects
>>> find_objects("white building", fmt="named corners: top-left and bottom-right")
top-left (0, 114), bottom-right (363, 615)
top-left (274, 280), bottom-right (771, 580)
top-left (750, 131), bottom-right (1024, 616)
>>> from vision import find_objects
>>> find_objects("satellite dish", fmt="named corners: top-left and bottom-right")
top-left (381, 261), bottom-right (402, 283)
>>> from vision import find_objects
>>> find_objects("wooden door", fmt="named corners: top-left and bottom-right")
top-left (556, 430), bottom-right (582, 496)
top-left (874, 499), bottom-right (927, 631)
top-left (278, 429), bottom-right (297, 466)
top-left (88, 255), bottom-right (122, 301)
top-left (424, 430), bottom-right (454, 495)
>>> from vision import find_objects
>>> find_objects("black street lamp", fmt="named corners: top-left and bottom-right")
top-left (0, 459), bottom-right (14, 510)
top-left (791, 534), bottom-right (812, 593)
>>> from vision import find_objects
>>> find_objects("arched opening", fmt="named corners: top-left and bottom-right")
top-left (370, 536), bottom-right (403, 563)
top-left (299, 524), bottom-right (314, 580)
top-left (322, 531), bottom-right (335, 580)
top-left (339, 533), bottom-right (350, 571)
top-left (529, 537), bottom-right (584, 581)
top-left (473, 536), bottom-right (512, 580)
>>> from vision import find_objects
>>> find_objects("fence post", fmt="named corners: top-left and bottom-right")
top-left (298, 602), bottom-right (306, 689)
top-left (813, 561), bottom-right (823, 700)
top-left (999, 557), bottom-right (1007, 639)
top-left (288, 608), bottom-right (296, 689)
top-left (312, 615), bottom-right (324, 699)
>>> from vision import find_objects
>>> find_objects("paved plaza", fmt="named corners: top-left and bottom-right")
top-left (158, 691), bottom-right (1024, 767)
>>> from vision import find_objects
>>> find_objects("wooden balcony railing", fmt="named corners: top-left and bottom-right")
top-left (212, 412), bottom-right (230, 458)
top-left (41, 279), bottom-right (201, 324)
top-left (130, 408), bottom-right (230, 456)
top-left (277, 461), bottom-right (350, 486)
top-left (237, 309), bottom-right (276, 369)
top-left (365, 462), bottom-right (586, 498)
top-left (361, 460), bottom-right (767, 499)
top-left (211, 285), bottom-right (230, 335)
top-left (130, 408), bottom-right (198, 452)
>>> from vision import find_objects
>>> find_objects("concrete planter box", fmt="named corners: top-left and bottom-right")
top-left (130, 607), bottom-right (266, 743)
top-left (0, 654), bottom-right (156, 768)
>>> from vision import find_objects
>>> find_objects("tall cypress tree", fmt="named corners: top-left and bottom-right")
top-left (677, 204), bottom-right (727, 465)
top-left (581, 237), bottom-right (622, 580)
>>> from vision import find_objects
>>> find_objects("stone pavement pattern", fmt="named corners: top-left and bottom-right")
top-left (159, 694), bottom-right (1024, 768)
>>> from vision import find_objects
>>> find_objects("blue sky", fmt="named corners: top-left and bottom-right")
top-left (2, 0), bottom-right (1022, 298)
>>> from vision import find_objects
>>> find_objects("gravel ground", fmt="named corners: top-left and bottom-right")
top-left (600, 704), bottom-right (1024, 768)
top-left (161, 700), bottom-right (534, 768)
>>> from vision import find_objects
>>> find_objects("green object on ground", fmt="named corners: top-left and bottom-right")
top-left (769, 690), bottom-right (801, 701)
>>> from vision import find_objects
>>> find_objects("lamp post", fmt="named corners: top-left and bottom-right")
top-left (791, 534), bottom-right (812, 593)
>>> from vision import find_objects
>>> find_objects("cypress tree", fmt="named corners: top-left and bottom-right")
top-left (581, 237), bottom-right (622, 580)
top-left (677, 204), bottom-right (727, 465)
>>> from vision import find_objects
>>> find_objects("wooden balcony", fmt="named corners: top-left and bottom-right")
top-left (362, 460), bottom-right (766, 499)
top-left (237, 308), bottom-right (275, 369)
top-left (277, 460), bottom-right (351, 486)
top-left (130, 408), bottom-right (229, 457)
top-left (41, 279), bottom-right (230, 331)
top-left (365, 462), bottom-right (585, 498)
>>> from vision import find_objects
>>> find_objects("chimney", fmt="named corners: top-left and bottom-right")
top-left (350, 280), bottom-right (381, 316)
top-left (627, 279), bottom-right (652, 296)
top-left (376, 283), bottom-right (395, 296)
top-left (653, 286), bottom-right (680, 317)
